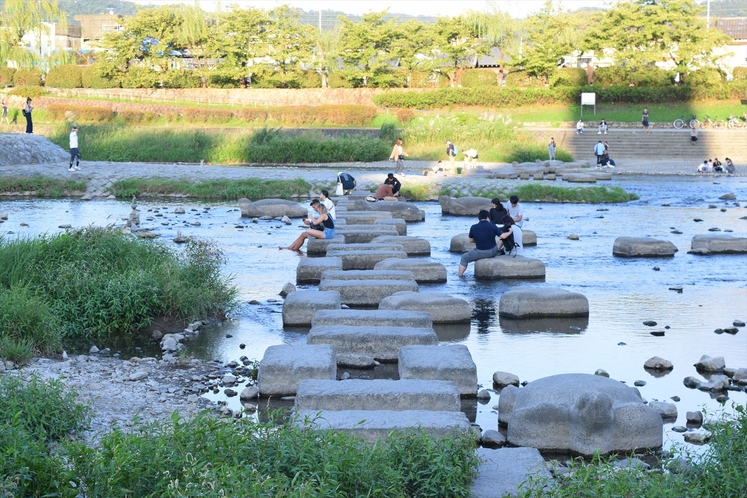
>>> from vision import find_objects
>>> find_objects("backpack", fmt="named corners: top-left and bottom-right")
top-left (453, 145), bottom-right (459, 155)
top-left (503, 232), bottom-right (515, 253)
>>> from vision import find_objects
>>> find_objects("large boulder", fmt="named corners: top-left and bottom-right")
top-left (498, 373), bottom-right (663, 456)
top-left (689, 234), bottom-right (747, 255)
top-left (439, 196), bottom-right (491, 216)
top-left (238, 198), bottom-right (307, 218)
top-left (613, 237), bottom-right (677, 257)
top-left (499, 288), bottom-right (589, 318)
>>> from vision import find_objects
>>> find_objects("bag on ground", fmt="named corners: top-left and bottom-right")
top-left (335, 183), bottom-right (343, 196)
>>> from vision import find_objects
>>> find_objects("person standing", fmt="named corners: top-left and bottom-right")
top-left (319, 189), bottom-right (336, 220)
top-left (641, 108), bottom-right (649, 133)
top-left (594, 140), bottom-right (606, 167)
top-left (457, 210), bottom-right (503, 278)
top-left (1, 101), bottom-right (9, 125)
top-left (548, 137), bottom-right (556, 162)
top-left (384, 173), bottom-right (401, 196)
top-left (68, 126), bottom-right (81, 171)
top-left (445, 140), bottom-right (457, 165)
top-left (23, 97), bottom-right (33, 134)
top-left (507, 195), bottom-right (524, 227)
top-left (389, 137), bottom-right (407, 174)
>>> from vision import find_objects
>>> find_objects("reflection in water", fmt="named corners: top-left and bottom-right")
top-left (643, 367), bottom-right (674, 379)
top-left (472, 298), bottom-right (497, 335)
top-left (499, 316), bottom-right (589, 335)
top-left (433, 322), bottom-right (471, 342)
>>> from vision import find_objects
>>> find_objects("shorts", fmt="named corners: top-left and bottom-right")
top-left (323, 227), bottom-right (335, 239)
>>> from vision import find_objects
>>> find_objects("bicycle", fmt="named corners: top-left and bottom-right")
top-left (673, 115), bottom-right (698, 129)
top-left (727, 115), bottom-right (743, 129)
top-left (703, 115), bottom-right (726, 129)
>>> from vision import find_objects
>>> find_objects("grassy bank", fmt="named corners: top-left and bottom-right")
top-left (433, 184), bottom-right (639, 203)
top-left (0, 176), bottom-right (86, 197)
top-left (0, 227), bottom-right (237, 363)
top-left (110, 177), bottom-right (312, 200)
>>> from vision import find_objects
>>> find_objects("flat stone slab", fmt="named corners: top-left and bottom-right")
top-left (374, 258), bottom-right (448, 283)
top-left (238, 198), bottom-right (307, 218)
top-left (563, 174), bottom-right (597, 183)
top-left (326, 249), bottom-right (409, 270)
top-left (689, 234), bottom-right (747, 255)
top-left (257, 344), bottom-right (336, 397)
top-left (439, 196), bottom-right (491, 216)
top-left (296, 257), bottom-right (343, 284)
top-left (320, 269), bottom-right (416, 282)
top-left (399, 345), bottom-right (477, 396)
top-left (470, 448), bottom-right (553, 498)
top-left (318, 279), bottom-right (419, 307)
top-left (307, 325), bottom-right (437, 361)
top-left (336, 212), bottom-right (393, 225)
top-left (326, 242), bottom-right (405, 253)
top-left (374, 218), bottom-right (407, 235)
top-left (334, 228), bottom-right (399, 244)
top-left (498, 373), bottom-right (663, 456)
top-left (613, 237), bottom-right (677, 257)
top-left (522, 229), bottom-right (537, 246)
top-left (294, 409), bottom-right (472, 443)
top-left (371, 235), bottom-right (431, 256)
top-left (307, 235), bottom-right (346, 256)
top-left (311, 309), bottom-right (433, 329)
top-left (474, 256), bottom-right (546, 280)
top-left (499, 288), bottom-right (589, 318)
top-left (365, 201), bottom-right (425, 222)
top-left (294, 379), bottom-right (461, 411)
top-left (282, 290), bottom-right (341, 327)
top-left (379, 291), bottom-right (472, 323)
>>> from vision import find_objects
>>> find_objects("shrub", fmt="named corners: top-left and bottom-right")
top-left (0, 67), bottom-right (16, 85)
top-left (46, 104), bottom-right (113, 123)
top-left (181, 107), bottom-right (233, 123)
top-left (685, 68), bottom-right (725, 87)
top-left (45, 64), bottom-right (83, 88)
top-left (396, 108), bottom-right (414, 123)
top-left (8, 85), bottom-right (46, 98)
top-left (81, 64), bottom-right (119, 88)
top-left (327, 72), bottom-right (357, 88)
top-left (206, 67), bottom-right (243, 88)
top-left (733, 67), bottom-right (747, 80)
top-left (593, 66), bottom-right (629, 86)
top-left (630, 67), bottom-right (673, 87)
top-left (234, 107), bottom-right (269, 122)
top-left (13, 68), bottom-right (44, 86)
top-left (116, 109), bottom-right (159, 124)
top-left (161, 69), bottom-right (202, 89)
top-left (0, 286), bottom-right (60, 362)
top-left (121, 66), bottom-right (160, 88)
top-left (461, 69), bottom-right (500, 87)
top-left (299, 70), bottom-right (322, 88)
top-left (409, 69), bottom-right (449, 88)
top-left (379, 122), bottom-right (399, 143)
top-left (550, 67), bottom-right (587, 87)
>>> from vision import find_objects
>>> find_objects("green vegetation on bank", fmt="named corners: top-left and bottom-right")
top-left (0, 227), bottom-right (237, 363)
top-left (438, 184), bottom-right (639, 204)
top-left (110, 177), bottom-right (311, 200)
top-left (0, 176), bottom-right (86, 198)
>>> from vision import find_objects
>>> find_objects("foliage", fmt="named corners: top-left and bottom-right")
top-left (550, 68), bottom-right (587, 88)
top-left (0, 227), bottom-right (237, 346)
top-left (119, 65), bottom-right (161, 88)
top-left (47, 104), bottom-right (114, 123)
top-left (0, 175), bottom-right (85, 197)
top-left (0, 0), bottom-right (66, 68)
top-left (424, 17), bottom-right (491, 87)
top-left (109, 177), bottom-right (312, 200)
top-left (461, 69), bottom-right (500, 87)
top-left (379, 122), bottom-right (400, 144)
top-left (0, 285), bottom-right (61, 362)
top-left (45, 64), bottom-right (83, 88)
top-left (7, 85), bottom-right (46, 98)
top-left (0, 66), bottom-right (15, 85)
top-left (593, 66), bottom-right (673, 87)
top-left (13, 68), bottom-right (44, 86)
top-left (337, 11), bottom-right (401, 88)
top-left (81, 64), bottom-right (119, 88)
top-left (64, 413), bottom-right (479, 497)
top-left (583, 0), bottom-right (730, 73)
top-left (248, 128), bottom-right (390, 163)
top-left (160, 69), bottom-right (202, 89)
top-left (733, 67), bottom-right (747, 80)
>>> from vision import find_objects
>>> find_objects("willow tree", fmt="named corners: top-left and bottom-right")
top-left (0, 0), bottom-right (67, 68)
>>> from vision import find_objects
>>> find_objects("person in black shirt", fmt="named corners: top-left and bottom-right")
top-left (489, 198), bottom-right (507, 225)
top-left (458, 210), bottom-right (502, 277)
top-left (384, 173), bottom-right (401, 196)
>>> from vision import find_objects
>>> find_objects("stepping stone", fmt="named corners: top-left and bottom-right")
top-left (374, 258), bottom-right (447, 283)
top-left (365, 202), bottom-right (425, 222)
top-left (474, 256), bottom-right (546, 280)
top-left (563, 174), bottom-right (597, 183)
top-left (296, 256), bottom-right (343, 284)
top-left (294, 409), bottom-right (472, 443)
top-left (470, 448), bottom-right (554, 498)
top-left (307, 235), bottom-right (346, 256)
top-left (320, 269), bottom-right (416, 282)
top-left (334, 228), bottom-right (399, 243)
top-left (399, 345), bottom-right (477, 396)
top-left (613, 237), bottom-right (677, 257)
top-left (374, 218), bottom-right (407, 235)
top-left (326, 249), bottom-right (408, 270)
top-left (257, 344), bottom-right (336, 396)
top-left (336, 211), bottom-right (393, 225)
top-left (307, 325), bottom-right (437, 361)
top-left (294, 379), bottom-right (460, 411)
top-left (326, 242), bottom-right (405, 253)
top-left (371, 235), bottom-right (431, 256)
top-left (499, 288), bottom-right (589, 318)
top-left (689, 234), bottom-right (747, 255)
top-left (379, 291), bottom-right (471, 323)
top-left (318, 280), bottom-right (419, 307)
top-left (439, 196), bottom-right (491, 216)
top-left (451, 231), bottom-right (536, 253)
top-left (282, 290), bottom-right (341, 327)
top-left (311, 309), bottom-right (433, 329)
top-left (522, 229), bottom-right (537, 246)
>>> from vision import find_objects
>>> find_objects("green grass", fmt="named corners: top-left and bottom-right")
top-left (439, 184), bottom-right (639, 203)
top-left (0, 227), bottom-right (237, 359)
top-left (109, 177), bottom-right (311, 200)
top-left (0, 176), bottom-right (86, 197)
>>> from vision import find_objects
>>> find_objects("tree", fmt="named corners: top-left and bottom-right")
top-left (583, 0), bottom-right (730, 73)
top-left (0, 0), bottom-right (67, 68)
top-left (337, 11), bottom-right (400, 87)
top-left (421, 16), bottom-right (490, 87)
top-left (255, 6), bottom-right (316, 88)
top-left (214, 6), bottom-right (272, 87)
top-left (390, 20), bottom-right (433, 87)
top-left (510, 1), bottom-right (588, 82)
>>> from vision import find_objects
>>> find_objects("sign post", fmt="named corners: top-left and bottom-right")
top-left (580, 92), bottom-right (596, 117)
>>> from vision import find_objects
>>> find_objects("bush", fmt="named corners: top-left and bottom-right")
top-left (266, 105), bottom-right (378, 126)
top-left (181, 107), bottom-right (233, 123)
top-left (13, 68), bottom-right (44, 86)
top-left (116, 109), bottom-right (159, 124)
top-left (121, 66), bottom-right (160, 88)
top-left (8, 85), bottom-right (46, 98)
top-left (45, 64), bottom-right (83, 88)
top-left (161, 69), bottom-right (202, 89)
top-left (299, 70), bottom-right (322, 88)
top-left (327, 72), bottom-right (357, 88)
top-left (396, 108), bottom-right (414, 123)
top-left (0, 67), bottom-right (16, 85)
top-left (206, 68), bottom-right (243, 88)
top-left (47, 104), bottom-right (114, 123)
top-left (733, 67), bottom-right (747, 80)
top-left (379, 122), bottom-right (399, 143)
top-left (550, 67), bottom-right (587, 87)
top-left (630, 67), bottom-right (673, 87)
top-left (81, 64), bottom-right (119, 88)
top-left (461, 69), bottom-right (499, 87)
top-left (685, 68), bottom-right (725, 87)
top-left (234, 108), bottom-right (269, 122)
top-left (504, 70), bottom-right (545, 88)
top-left (409, 70), bottom-right (450, 88)
top-left (0, 286), bottom-right (60, 362)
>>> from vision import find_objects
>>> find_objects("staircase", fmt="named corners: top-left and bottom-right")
top-left (526, 128), bottom-right (747, 162)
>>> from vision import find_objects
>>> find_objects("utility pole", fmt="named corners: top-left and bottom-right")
top-left (319, 10), bottom-right (322, 32)
top-left (706, 0), bottom-right (710, 29)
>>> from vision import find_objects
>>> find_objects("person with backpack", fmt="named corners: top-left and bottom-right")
top-left (497, 215), bottom-right (521, 255)
top-left (457, 210), bottom-right (503, 278)
top-left (445, 140), bottom-right (458, 165)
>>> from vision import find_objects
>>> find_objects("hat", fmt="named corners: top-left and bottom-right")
top-left (445, 140), bottom-right (451, 143)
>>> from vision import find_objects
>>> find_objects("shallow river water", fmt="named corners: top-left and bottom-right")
top-left (2, 174), bottom-right (746, 448)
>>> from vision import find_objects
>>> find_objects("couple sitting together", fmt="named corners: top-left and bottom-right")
top-left (279, 194), bottom-right (336, 251)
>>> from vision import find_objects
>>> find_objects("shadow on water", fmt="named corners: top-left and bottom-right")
top-left (499, 316), bottom-right (589, 335)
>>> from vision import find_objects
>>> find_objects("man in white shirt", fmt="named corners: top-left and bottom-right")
top-left (506, 195), bottom-right (524, 227)
top-left (68, 126), bottom-right (81, 171)
top-left (319, 190), bottom-right (336, 220)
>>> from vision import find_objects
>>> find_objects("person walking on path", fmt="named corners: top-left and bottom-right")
top-left (389, 137), bottom-right (407, 174)
top-left (457, 210), bottom-right (503, 278)
top-left (641, 108), bottom-right (649, 133)
top-left (68, 126), bottom-right (82, 172)
top-left (1, 101), bottom-right (9, 125)
top-left (445, 140), bottom-right (457, 165)
top-left (548, 137), bottom-right (556, 162)
top-left (23, 97), bottom-right (33, 134)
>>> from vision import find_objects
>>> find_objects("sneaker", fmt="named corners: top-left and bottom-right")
top-left (604, 131), bottom-right (607, 134)
top-left (598, 131), bottom-right (601, 134)
top-left (68, 167), bottom-right (75, 172)
top-left (74, 165), bottom-right (81, 170)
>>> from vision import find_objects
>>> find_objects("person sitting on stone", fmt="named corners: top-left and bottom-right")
top-left (489, 198), bottom-right (507, 225)
top-left (713, 158), bottom-right (723, 173)
top-left (374, 183), bottom-right (395, 200)
top-left (496, 215), bottom-right (521, 256)
top-left (725, 158), bottom-right (735, 174)
top-left (598, 119), bottom-right (608, 134)
top-left (383, 173), bottom-right (401, 196)
top-left (457, 210), bottom-right (503, 278)
top-left (696, 159), bottom-right (710, 174)
top-left (576, 119), bottom-right (584, 134)
top-left (279, 201), bottom-right (335, 251)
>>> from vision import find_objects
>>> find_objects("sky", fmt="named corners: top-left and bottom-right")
top-left (131, 0), bottom-right (616, 19)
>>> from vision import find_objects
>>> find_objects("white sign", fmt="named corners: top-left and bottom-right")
top-left (581, 93), bottom-right (596, 106)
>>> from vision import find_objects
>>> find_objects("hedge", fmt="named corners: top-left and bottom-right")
top-left (14, 68), bottom-right (44, 86)
top-left (593, 66), bottom-right (673, 87)
top-left (0, 67), bottom-right (16, 86)
top-left (81, 65), bottom-right (119, 89)
top-left (550, 68), bottom-right (587, 88)
top-left (46, 65), bottom-right (83, 88)
top-left (461, 69), bottom-right (499, 87)
top-left (46, 104), bottom-right (114, 123)
top-left (409, 70), bottom-right (450, 88)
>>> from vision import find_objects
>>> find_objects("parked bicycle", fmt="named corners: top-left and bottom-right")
top-left (673, 115), bottom-right (699, 129)
top-left (727, 115), bottom-right (744, 129)
top-left (703, 115), bottom-right (726, 129)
